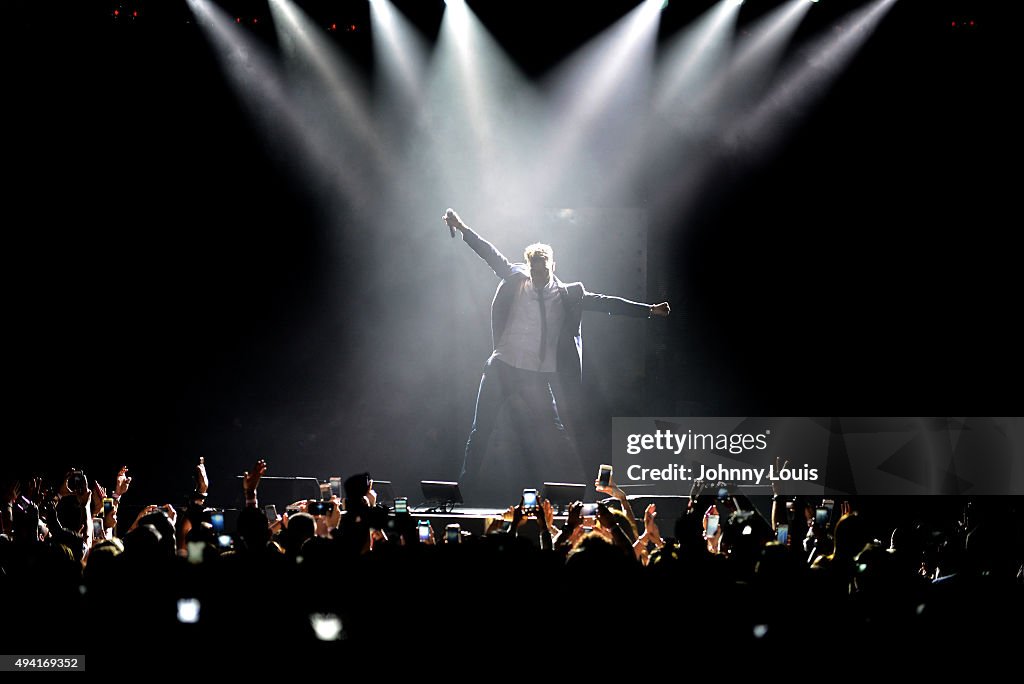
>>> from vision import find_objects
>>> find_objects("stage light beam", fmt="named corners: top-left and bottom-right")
top-left (185, 0), bottom-right (375, 212)
top-left (368, 0), bottom-right (430, 117)
top-left (267, 0), bottom-right (389, 177)
top-left (421, 0), bottom-right (541, 213)
top-left (653, 0), bottom-right (744, 114)
top-left (532, 0), bottom-right (664, 205)
top-left (729, 0), bottom-right (900, 159)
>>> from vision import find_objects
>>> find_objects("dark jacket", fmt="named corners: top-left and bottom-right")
top-left (461, 227), bottom-right (652, 383)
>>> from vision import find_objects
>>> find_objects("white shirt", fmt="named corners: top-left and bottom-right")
top-left (493, 278), bottom-right (565, 373)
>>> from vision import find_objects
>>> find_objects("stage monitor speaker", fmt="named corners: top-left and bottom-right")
top-left (542, 482), bottom-right (586, 514)
top-left (623, 494), bottom-right (690, 526)
top-left (235, 476), bottom-right (319, 511)
top-left (420, 481), bottom-right (462, 511)
top-left (372, 480), bottom-right (395, 508)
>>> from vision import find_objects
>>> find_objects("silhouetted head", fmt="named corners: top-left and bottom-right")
top-left (285, 512), bottom-right (316, 554)
top-left (236, 507), bottom-right (271, 550)
top-left (54, 495), bottom-right (85, 534)
top-left (12, 500), bottom-right (41, 542)
top-left (137, 510), bottom-right (176, 558)
top-left (830, 512), bottom-right (870, 563)
top-left (344, 473), bottom-right (371, 509)
top-left (524, 243), bottom-right (554, 290)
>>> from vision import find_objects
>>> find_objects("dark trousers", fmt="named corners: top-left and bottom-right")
top-left (460, 357), bottom-right (581, 494)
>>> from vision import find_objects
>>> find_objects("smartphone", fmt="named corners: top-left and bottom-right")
top-left (822, 499), bottom-right (835, 522)
top-left (580, 502), bottom-right (598, 517)
top-left (597, 464), bottom-right (613, 487)
top-left (706, 514), bottom-right (720, 537)
top-left (329, 477), bottom-right (342, 499)
top-left (216, 534), bottom-right (233, 549)
top-left (186, 540), bottom-right (206, 564)
top-left (176, 598), bottom-right (201, 624)
top-left (815, 507), bottom-right (829, 527)
top-left (717, 486), bottom-right (730, 501)
top-left (319, 483), bottom-right (332, 501)
top-left (92, 517), bottom-right (105, 539)
top-left (67, 471), bottom-right (86, 492)
top-left (446, 523), bottom-right (461, 544)
top-left (522, 488), bottom-right (538, 510)
top-left (418, 520), bottom-right (431, 543)
top-left (394, 497), bottom-right (408, 514)
top-left (776, 523), bottom-right (789, 545)
top-left (210, 511), bottom-right (225, 533)
top-left (102, 497), bottom-right (115, 515)
top-left (309, 501), bottom-right (334, 516)
top-left (264, 504), bottom-right (278, 522)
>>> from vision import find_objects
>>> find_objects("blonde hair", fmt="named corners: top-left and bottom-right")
top-left (524, 243), bottom-right (554, 263)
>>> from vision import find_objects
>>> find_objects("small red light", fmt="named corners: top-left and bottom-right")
top-left (951, 21), bottom-right (956, 27)
top-left (350, 24), bottom-right (356, 32)
top-left (253, 17), bottom-right (259, 24)
top-left (236, 17), bottom-right (241, 23)
top-left (969, 20), bottom-right (975, 27)
top-left (132, 10), bottom-right (138, 17)
top-left (330, 23), bottom-right (337, 31)
top-left (113, 9), bottom-right (119, 16)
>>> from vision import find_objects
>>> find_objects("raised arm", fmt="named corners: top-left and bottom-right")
top-left (581, 289), bottom-right (671, 319)
top-left (442, 208), bottom-right (516, 280)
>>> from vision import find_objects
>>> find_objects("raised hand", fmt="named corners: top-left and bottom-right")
top-left (160, 504), bottom-right (178, 529)
top-left (114, 466), bottom-right (132, 499)
top-left (58, 471), bottom-right (74, 499)
top-left (510, 500), bottom-right (526, 530)
top-left (103, 498), bottom-right (119, 531)
top-left (703, 504), bottom-right (722, 554)
top-left (128, 505), bottom-right (162, 533)
top-left (327, 497), bottom-right (342, 529)
top-left (243, 459), bottom-right (267, 495)
top-left (442, 208), bottom-right (465, 237)
top-left (643, 503), bottom-right (662, 544)
top-left (650, 302), bottom-right (671, 317)
top-left (596, 501), bottom-right (617, 531)
top-left (73, 472), bottom-right (91, 508)
top-left (90, 480), bottom-right (107, 517)
top-left (595, 474), bottom-right (625, 502)
top-left (539, 498), bottom-right (556, 534)
top-left (194, 459), bottom-right (208, 495)
top-left (564, 500), bottom-right (583, 533)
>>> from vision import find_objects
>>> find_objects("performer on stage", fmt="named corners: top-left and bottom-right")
top-left (442, 208), bottom-right (670, 500)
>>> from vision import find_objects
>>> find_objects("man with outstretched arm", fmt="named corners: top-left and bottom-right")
top-left (442, 208), bottom-right (670, 501)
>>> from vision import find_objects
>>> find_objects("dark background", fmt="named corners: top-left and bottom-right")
top-left (5, 0), bottom-right (1019, 506)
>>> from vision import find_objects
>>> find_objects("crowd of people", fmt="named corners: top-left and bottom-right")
top-left (2, 459), bottom-right (1021, 671)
